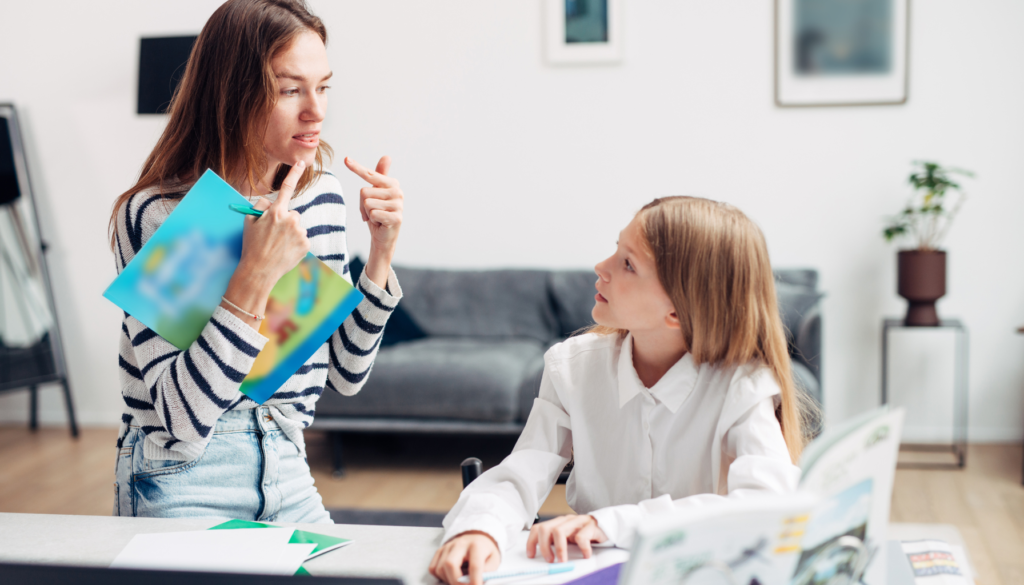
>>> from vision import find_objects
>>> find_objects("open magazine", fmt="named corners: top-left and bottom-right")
top-left (621, 406), bottom-right (905, 585)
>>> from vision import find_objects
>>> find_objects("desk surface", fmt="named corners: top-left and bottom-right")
top-left (0, 513), bottom-right (442, 584)
top-left (0, 513), bottom-right (970, 585)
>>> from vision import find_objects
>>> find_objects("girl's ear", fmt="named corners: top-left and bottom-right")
top-left (665, 311), bottom-right (681, 330)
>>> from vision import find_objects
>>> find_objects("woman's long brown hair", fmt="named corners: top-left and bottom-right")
top-left (595, 196), bottom-right (817, 463)
top-left (108, 0), bottom-right (332, 249)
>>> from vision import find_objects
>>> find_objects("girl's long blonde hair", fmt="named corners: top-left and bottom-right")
top-left (597, 196), bottom-right (815, 463)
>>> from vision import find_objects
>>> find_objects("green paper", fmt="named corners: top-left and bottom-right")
top-left (209, 519), bottom-right (352, 561)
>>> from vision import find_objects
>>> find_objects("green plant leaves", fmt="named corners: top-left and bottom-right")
top-left (883, 161), bottom-right (973, 250)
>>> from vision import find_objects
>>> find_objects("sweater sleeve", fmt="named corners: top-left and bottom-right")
top-left (114, 192), bottom-right (269, 461)
top-left (326, 269), bottom-right (403, 396)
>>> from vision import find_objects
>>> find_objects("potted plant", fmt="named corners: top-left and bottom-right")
top-left (883, 161), bottom-right (973, 326)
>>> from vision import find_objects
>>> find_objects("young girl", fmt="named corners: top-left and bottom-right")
top-left (109, 0), bottom-right (404, 522)
top-left (429, 196), bottom-right (812, 585)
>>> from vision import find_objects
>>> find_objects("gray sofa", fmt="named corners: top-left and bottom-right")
top-left (314, 266), bottom-right (822, 473)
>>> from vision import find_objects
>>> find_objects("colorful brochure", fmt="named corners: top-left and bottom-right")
top-left (103, 169), bottom-right (363, 404)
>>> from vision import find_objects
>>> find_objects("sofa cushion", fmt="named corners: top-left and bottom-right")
top-left (549, 270), bottom-right (598, 337)
top-left (389, 266), bottom-right (558, 343)
top-left (316, 338), bottom-right (547, 423)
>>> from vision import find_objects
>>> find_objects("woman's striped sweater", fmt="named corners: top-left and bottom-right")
top-left (112, 170), bottom-right (401, 463)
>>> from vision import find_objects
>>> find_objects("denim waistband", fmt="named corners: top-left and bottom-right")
top-left (215, 406), bottom-right (281, 433)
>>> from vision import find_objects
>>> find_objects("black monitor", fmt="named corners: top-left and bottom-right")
top-left (0, 563), bottom-right (403, 585)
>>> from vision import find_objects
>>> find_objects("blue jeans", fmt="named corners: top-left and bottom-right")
top-left (114, 406), bottom-right (332, 523)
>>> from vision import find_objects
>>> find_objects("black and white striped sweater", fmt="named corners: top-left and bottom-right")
top-left (113, 171), bottom-right (401, 462)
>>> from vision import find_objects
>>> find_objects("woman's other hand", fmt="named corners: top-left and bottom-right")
top-left (526, 515), bottom-right (608, 563)
top-left (428, 531), bottom-right (501, 585)
top-left (222, 161), bottom-right (311, 329)
top-left (344, 155), bottom-right (403, 289)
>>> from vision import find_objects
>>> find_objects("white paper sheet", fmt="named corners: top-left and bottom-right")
top-left (110, 528), bottom-right (303, 575)
top-left (485, 531), bottom-right (629, 584)
top-left (277, 543), bottom-right (318, 574)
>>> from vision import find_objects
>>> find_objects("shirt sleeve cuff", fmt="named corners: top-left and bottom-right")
top-left (442, 513), bottom-right (511, 553)
top-left (589, 505), bottom-right (644, 550)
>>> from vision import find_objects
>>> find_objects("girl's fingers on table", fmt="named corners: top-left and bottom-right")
top-left (526, 524), bottom-right (541, 559)
top-left (574, 524), bottom-right (595, 558)
top-left (467, 543), bottom-right (488, 585)
top-left (551, 518), bottom-right (581, 563)
top-left (533, 518), bottom-right (561, 562)
top-left (429, 543), bottom-right (450, 580)
top-left (442, 541), bottom-right (469, 585)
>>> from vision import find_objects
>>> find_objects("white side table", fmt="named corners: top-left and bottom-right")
top-left (881, 318), bottom-right (968, 469)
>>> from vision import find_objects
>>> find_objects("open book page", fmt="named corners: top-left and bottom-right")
top-left (486, 531), bottom-right (629, 584)
top-left (622, 494), bottom-right (819, 585)
top-left (797, 407), bottom-right (906, 585)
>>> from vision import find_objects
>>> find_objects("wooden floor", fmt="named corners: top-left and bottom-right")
top-left (1, 425), bottom-right (1021, 584)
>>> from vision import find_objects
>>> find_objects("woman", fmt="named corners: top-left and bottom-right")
top-left (108, 0), bottom-right (404, 523)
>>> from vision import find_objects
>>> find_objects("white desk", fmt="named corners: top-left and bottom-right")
top-left (0, 513), bottom-right (970, 584)
top-left (0, 513), bottom-right (440, 584)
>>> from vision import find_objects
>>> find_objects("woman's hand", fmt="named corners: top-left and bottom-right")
top-left (222, 161), bottom-right (311, 329)
top-left (526, 515), bottom-right (608, 563)
top-left (344, 156), bottom-right (404, 289)
top-left (428, 531), bottom-right (501, 585)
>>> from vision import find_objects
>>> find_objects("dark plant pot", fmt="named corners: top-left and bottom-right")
top-left (897, 250), bottom-right (946, 326)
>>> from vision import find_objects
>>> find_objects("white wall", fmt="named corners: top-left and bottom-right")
top-left (1, 1), bottom-right (1022, 441)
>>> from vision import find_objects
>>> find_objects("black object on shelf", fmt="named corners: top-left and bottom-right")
top-left (0, 104), bottom-right (77, 437)
top-left (138, 35), bottom-right (197, 115)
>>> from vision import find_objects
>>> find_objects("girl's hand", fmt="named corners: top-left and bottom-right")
top-left (526, 515), bottom-right (608, 563)
top-left (428, 531), bottom-right (501, 585)
top-left (344, 156), bottom-right (403, 288)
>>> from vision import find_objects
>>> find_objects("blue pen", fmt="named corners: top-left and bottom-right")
top-left (457, 563), bottom-right (574, 583)
top-left (229, 203), bottom-right (264, 217)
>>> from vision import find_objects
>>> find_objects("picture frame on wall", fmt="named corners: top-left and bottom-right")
top-left (775, 0), bottom-right (909, 107)
top-left (545, 0), bottom-right (623, 65)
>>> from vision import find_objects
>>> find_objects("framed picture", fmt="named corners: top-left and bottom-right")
top-left (775, 0), bottom-right (909, 107)
top-left (545, 0), bottom-right (623, 65)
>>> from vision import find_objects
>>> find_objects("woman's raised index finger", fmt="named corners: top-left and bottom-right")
top-left (274, 160), bottom-right (306, 209)
top-left (345, 156), bottom-right (390, 187)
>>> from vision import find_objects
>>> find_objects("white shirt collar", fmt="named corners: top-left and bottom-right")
top-left (617, 333), bottom-right (700, 413)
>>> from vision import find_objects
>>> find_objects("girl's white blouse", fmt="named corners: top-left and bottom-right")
top-left (441, 332), bottom-right (801, 552)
